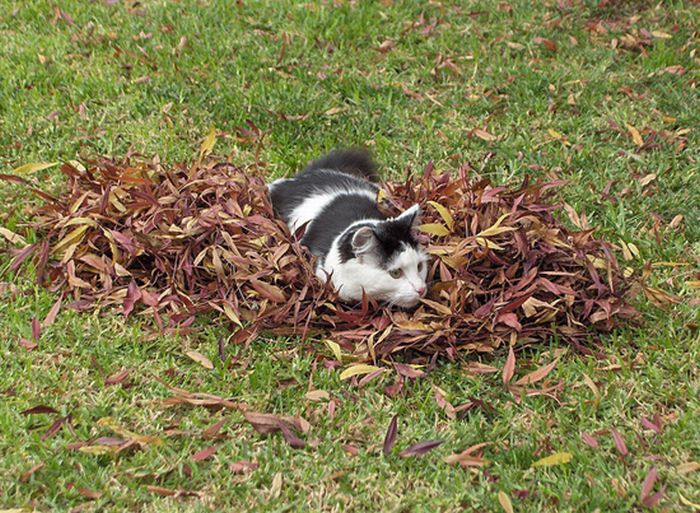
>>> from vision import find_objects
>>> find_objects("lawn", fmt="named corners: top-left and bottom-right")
top-left (1, 0), bottom-right (699, 512)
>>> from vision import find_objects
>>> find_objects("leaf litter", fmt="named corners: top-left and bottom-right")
top-left (1, 155), bottom-right (638, 365)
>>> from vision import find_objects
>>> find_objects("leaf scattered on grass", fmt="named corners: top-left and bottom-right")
top-left (382, 414), bottom-right (398, 456)
top-left (497, 491), bottom-right (514, 513)
top-left (398, 439), bottom-right (444, 458)
top-left (531, 451), bottom-right (572, 467)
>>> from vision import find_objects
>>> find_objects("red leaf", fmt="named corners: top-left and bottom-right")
top-left (399, 439), bottom-right (444, 458)
top-left (41, 415), bottom-right (70, 441)
top-left (383, 414), bottom-right (398, 456)
top-left (610, 428), bottom-right (628, 457)
top-left (581, 432), bottom-right (599, 448)
top-left (123, 281), bottom-right (142, 317)
top-left (639, 466), bottom-right (657, 502)
top-left (19, 338), bottom-right (39, 351)
top-left (640, 416), bottom-right (661, 434)
top-left (31, 317), bottom-right (41, 342)
top-left (192, 445), bottom-right (218, 461)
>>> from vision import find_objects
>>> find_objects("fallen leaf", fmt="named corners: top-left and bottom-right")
top-left (13, 162), bottom-right (58, 174)
top-left (498, 491), bottom-right (514, 513)
top-left (192, 445), bottom-right (218, 461)
top-left (513, 358), bottom-right (558, 386)
top-left (399, 439), bottom-right (444, 457)
top-left (383, 415), bottom-right (398, 456)
top-left (185, 350), bottom-right (214, 370)
top-left (532, 451), bottom-right (572, 467)
top-left (340, 364), bottom-right (381, 380)
top-left (229, 460), bottom-right (258, 474)
top-left (503, 346), bottom-right (516, 384)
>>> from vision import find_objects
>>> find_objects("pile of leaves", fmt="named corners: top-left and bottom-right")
top-left (1, 155), bottom-right (637, 362)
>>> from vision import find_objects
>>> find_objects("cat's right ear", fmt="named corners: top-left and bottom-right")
top-left (351, 226), bottom-right (377, 255)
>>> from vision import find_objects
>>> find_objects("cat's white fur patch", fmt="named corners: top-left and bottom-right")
top-left (284, 170), bottom-right (376, 232)
top-left (319, 222), bottom-right (428, 308)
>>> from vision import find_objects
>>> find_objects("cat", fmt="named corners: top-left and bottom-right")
top-left (267, 149), bottom-right (428, 308)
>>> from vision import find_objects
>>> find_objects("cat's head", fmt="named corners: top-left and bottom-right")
top-left (337, 205), bottom-right (429, 308)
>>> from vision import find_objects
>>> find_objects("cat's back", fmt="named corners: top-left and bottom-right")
top-left (268, 149), bottom-right (380, 233)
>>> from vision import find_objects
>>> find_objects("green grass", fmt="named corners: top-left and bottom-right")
top-left (1, 0), bottom-right (699, 511)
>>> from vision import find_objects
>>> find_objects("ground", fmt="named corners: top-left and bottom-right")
top-left (1, 1), bottom-right (699, 512)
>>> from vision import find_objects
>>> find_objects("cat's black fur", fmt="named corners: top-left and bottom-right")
top-left (268, 148), bottom-right (400, 264)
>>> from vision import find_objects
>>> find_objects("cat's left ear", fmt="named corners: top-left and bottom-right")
top-left (396, 204), bottom-right (422, 227)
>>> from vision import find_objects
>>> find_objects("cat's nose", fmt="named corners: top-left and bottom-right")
top-left (416, 286), bottom-right (426, 296)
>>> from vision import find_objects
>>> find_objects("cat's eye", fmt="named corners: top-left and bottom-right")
top-left (389, 269), bottom-right (403, 279)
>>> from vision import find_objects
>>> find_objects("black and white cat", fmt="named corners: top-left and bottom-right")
top-left (268, 149), bottom-right (428, 308)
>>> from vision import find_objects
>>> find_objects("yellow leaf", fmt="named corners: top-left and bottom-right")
top-left (0, 227), bottom-right (26, 245)
top-left (473, 128), bottom-right (497, 141)
top-left (427, 201), bottom-right (454, 231)
top-left (63, 217), bottom-right (99, 229)
top-left (582, 373), bottom-right (600, 407)
top-left (475, 237), bottom-right (504, 250)
top-left (620, 240), bottom-right (633, 261)
top-left (53, 225), bottom-right (89, 254)
top-left (339, 364), bottom-right (381, 380)
top-left (651, 30), bottom-right (672, 39)
top-left (418, 223), bottom-right (450, 236)
top-left (13, 162), bottom-right (58, 174)
top-left (222, 303), bottom-right (243, 327)
top-left (677, 461), bottom-right (700, 474)
top-left (532, 451), bottom-right (573, 467)
top-left (305, 390), bottom-right (330, 401)
top-left (475, 213), bottom-right (514, 237)
top-left (625, 123), bottom-right (644, 147)
top-left (323, 107), bottom-right (346, 116)
top-left (639, 173), bottom-right (657, 187)
top-left (186, 350), bottom-right (214, 370)
top-left (497, 491), bottom-right (514, 513)
top-left (376, 189), bottom-right (387, 203)
top-left (325, 339), bottom-right (343, 361)
top-left (687, 281), bottom-right (700, 289)
top-left (199, 126), bottom-right (217, 157)
top-left (680, 494), bottom-right (700, 509)
top-left (548, 128), bottom-right (564, 139)
top-left (96, 417), bottom-right (163, 446)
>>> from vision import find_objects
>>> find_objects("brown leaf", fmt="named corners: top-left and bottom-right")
top-left (502, 346), bottom-right (515, 384)
top-left (20, 462), bottom-right (44, 482)
top-left (22, 405), bottom-right (59, 415)
top-left (399, 439), bottom-right (444, 457)
top-left (229, 460), bottom-right (258, 474)
top-left (105, 368), bottom-right (132, 386)
top-left (383, 414), bottom-right (398, 456)
top-left (376, 39), bottom-right (396, 53)
top-left (513, 358), bottom-right (558, 386)
top-left (192, 444), bottom-right (218, 461)
top-left (185, 350), bottom-right (214, 370)
top-left (42, 297), bottom-right (62, 327)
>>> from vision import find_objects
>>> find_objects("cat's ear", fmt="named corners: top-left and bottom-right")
top-left (351, 226), bottom-right (377, 255)
top-left (396, 204), bottom-right (422, 227)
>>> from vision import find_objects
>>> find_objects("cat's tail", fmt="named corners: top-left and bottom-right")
top-left (303, 148), bottom-right (379, 182)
